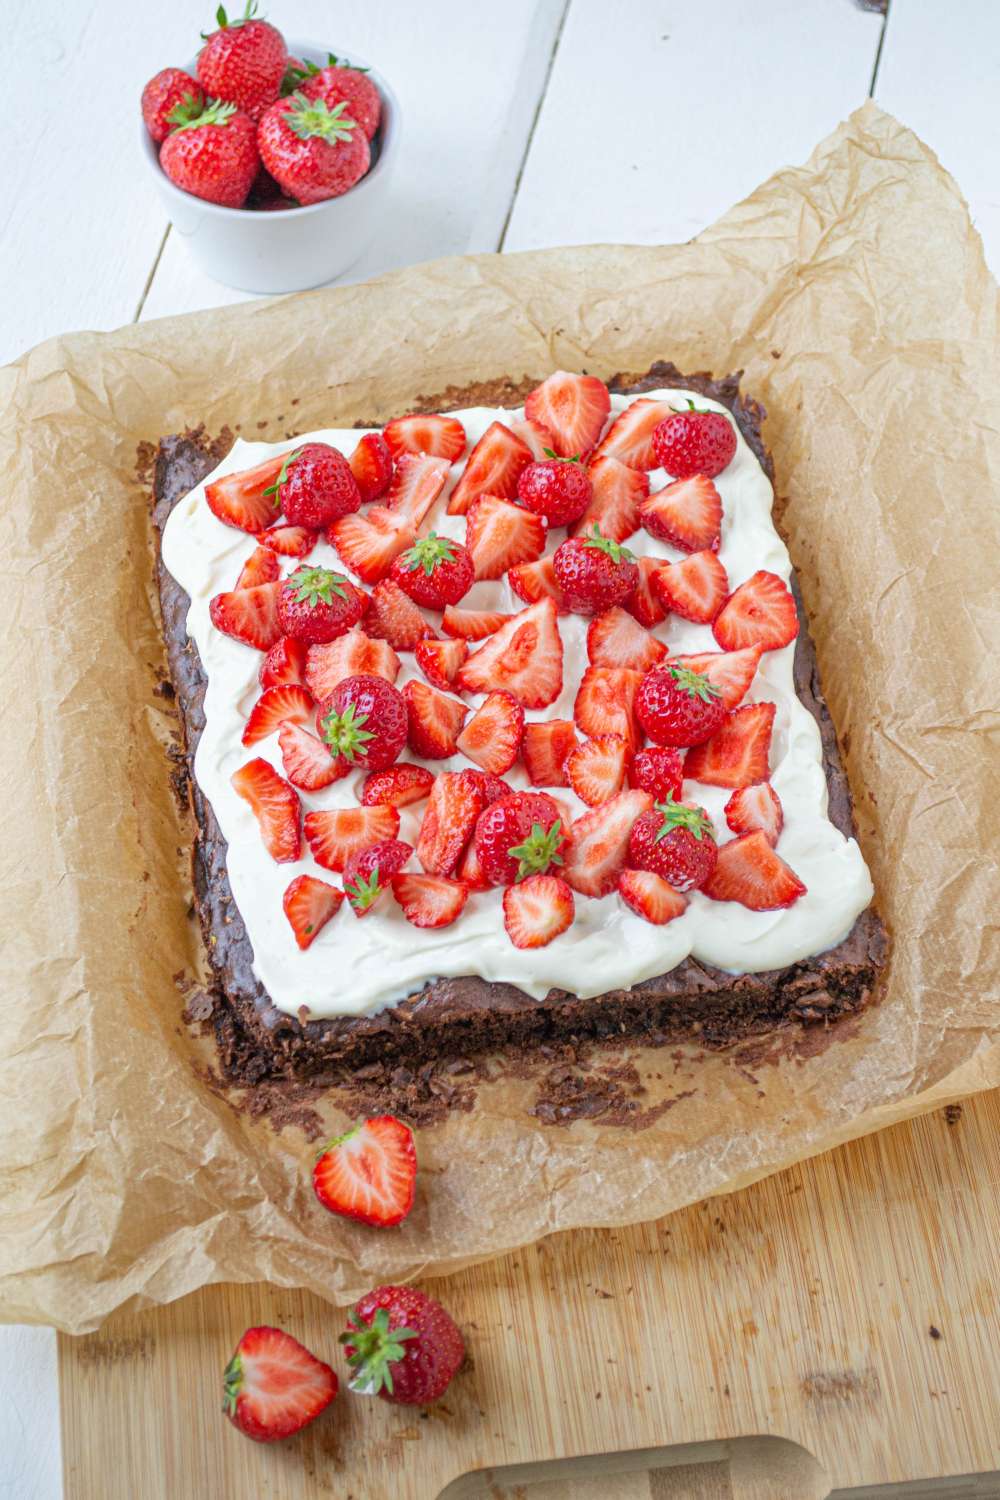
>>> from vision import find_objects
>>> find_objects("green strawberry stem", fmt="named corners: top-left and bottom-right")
top-left (542, 448), bottom-right (582, 465)
top-left (284, 92), bottom-right (357, 144)
top-left (222, 1352), bottom-right (243, 1415)
top-left (263, 446), bottom-right (301, 502)
top-left (508, 819), bottom-right (564, 881)
top-left (667, 664), bottom-right (722, 703)
top-left (168, 97), bottom-right (236, 133)
top-left (346, 867), bottom-right (382, 912)
top-left (289, 566), bottom-right (348, 607)
top-left (401, 532), bottom-right (457, 577)
top-left (319, 700), bottom-right (374, 762)
top-left (653, 794), bottom-right (714, 844)
top-left (339, 1307), bottom-right (417, 1397)
top-left (582, 526), bottom-right (634, 565)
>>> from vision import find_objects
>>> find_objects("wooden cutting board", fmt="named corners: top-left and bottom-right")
top-left (60, 1090), bottom-right (1000, 1499)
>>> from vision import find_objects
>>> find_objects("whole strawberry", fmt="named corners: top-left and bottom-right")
top-left (302, 60), bottom-right (383, 141)
top-left (141, 68), bottom-right (205, 143)
top-left (197, 1), bottom-right (287, 122)
top-left (341, 1286), bottom-right (464, 1405)
top-left (628, 796), bottom-right (718, 892)
top-left (258, 92), bottom-right (370, 204)
top-left (265, 443), bottom-right (361, 529)
top-left (651, 402), bottom-right (736, 479)
top-left (517, 452), bottom-right (593, 526)
top-left (223, 1326), bottom-right (337, 1442)
top-left (343, 838), bottom-right (413, 916)
top-left (317, 673), bottom-right (407, 771)
top-left (277, 565), bottom-right (365, 644)
top-left (390, 533), bottom-right (474, 609)
top-left (159, 99), bottom-right (259, 207)
top-left (635, 663), bottom-right (728, 747)
top-left (473, 790), bottom-right (565, 886)
top-left (553, 527), bottom-right (639, 614)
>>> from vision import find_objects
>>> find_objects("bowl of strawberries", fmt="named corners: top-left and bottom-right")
top-left (140, 5), bottom-right (400, 294)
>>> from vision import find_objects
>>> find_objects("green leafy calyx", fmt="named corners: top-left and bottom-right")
top-left (289, 566), bottom-right (348, 608)
top-left (165, 92), bottom-right (205, 129)
top-left (202, 0), bottom-right (259, 39)
top-left (542, 447), bottom-right (581, 465)
top-left (345, 866), bottom-right (382, 912)
top-left (222, 1351), bottom-right (243, 1416)
top-left (667, 664), bottom-right (722, 704)
top-left (320, 700), bottom-right (374, 762)
top-left (283, 92), bottom-right (357, 144)
top-left (507, 819), bottom-right (564, 881)
top-left (339, 1306), bottom-right (417, 1397)
top-left (263, 446), bottom-right (301, 502)
top-left (582, 527), bottom-right (635, 565)
top-left (168, 96), bottom-right (236, 133)
top-left (653, 794), bottom-right (714, 844)
top-left (401, 532), bottom-right (457, 577)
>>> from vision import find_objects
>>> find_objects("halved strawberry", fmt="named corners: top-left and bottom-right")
top-left (205, 453), bottom-right (284, 533)
top-left (278, 721), bottom-right (347, 791)
top-left (587, 607), bottom-right (666, 671)
top-left (282, 874), bottom-right (344, 949)
top-left (457, 834), bottom-right (490, 889)
top-left (305, 627), bottom-right (400, 700)
top-left (366, 579), bottom-right (436, 651)
top-left (574, 666), bottom-right (643, 750)
top-left (414, 637), bottom-right (468, 690)
top-left (590, 398), bottom-right (673, 470)
top-left (304, 806), bottom-right (400, 873)
top-left (507, 415), bottom-right (555, 460)
top-left (349, 431), bottom-right (393, 503)
top-left (329, 505), bottom-right (415, 584)
top-left (236, 545), bottom-right (280, 589)
top-left (403, 679), bottom-right (468, 759)
top-left (684, 702), bottom-right (775, 788)
top-left (624, 556), bottom-right (668, 628)
top-left (725, 782), bottom-right (783, 846)
top-left (223, 1325), bottom-right (337, 1443)
top-left (562, 788), bottom-right (652, 898)
top-left (566, 735), bottom-right (628, 807)
top-left (507, 554), bottom-right (566, 611)
top-left (465, 494), bottom-right (545, 580)
top-left (209, 582), bottom-right (282, 650)
top-left (259, 636), bottom-right (308, 689)
top-left (231, 758), bottom-right (301, 862)
top-left (441, 606), bottom-right (512, 640)
top-left (618, 869), bottom-right (688, 925)
top-left (448, 421), bottom-right (532, 515)
top-left (702, 829), bottom-right (806, 910)
top-left (640, 474), bottom-right (722, 552)
top-left (521, 720), bottom-right (578, 786)
top-left (312, 1115), bottom-right (416, 1227)
top-left (666, 646), bottom-right (763, 710)
top-left (242, 683), bottom-right (315, 746)
top-left (384, 452), bottom-right (451, 526)
top-left (713, 570), bottom-right (799, 653)
top-left (524, 371), bottom-right (610, 460)
top-left (360, 763), bottom-right (435, 809)
top-left (456, 690), bottom-right (524, 774)
top-left (570, 455), bottom-right (647, 541)
top-left (383, 414), bottom-right (466, 463)
top-left (261, 524), bottom-right (317, 558)
top-left (456, 597), bottom-right (563, 709)
top-left (415, 770), bottom-right (485, 875)
top-left (653, 549), bottom-right (728, 624)
top-left (502, 874), bottom-right (575, 948)
top-left (392, 872), bottom-right (469, 928)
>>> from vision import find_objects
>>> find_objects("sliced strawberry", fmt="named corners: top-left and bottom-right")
top-left (465, 494), bottom-right (545, 581)
top-left (365, 579), bottom-right (436, 651)
top-left (304, 805), bottom-right (400, 873)
top-left (278, 721), bottom-right (347, 790)
top-left (223, 1325), bottom-right (337, 1443)
top-left (464, 769), bottom-right (512, 806)
top-left (713, 570), bottom-right (799, 653)
top-left (507, 415), bottom-right (555, 460)
top-left (384, 452), bottom-right (451, 526)
top-left (282, 874), bottom-right (344, 949)
top-left (360, 763), bottom-right (435, 809)
top-left (242, 683), bottom-right (314, 746)
top-left (312, 1115), bottom-right (416, 1227)
top-left (456, 690), bottom-right (524, 774)
top-left (236, 545), bottom-right (280, 589)
top-left (457, 833), bottom-right (490, 889)
top-left (667, 646), bottom-right (763, 710)
top-left (209, 582), bottom-right (282, 651)
top-left (261, 524), bottom-right (317, 558)
top-left (566, 735), bottom-right (628, 807)
top-left (524, 371), bottom-right (610, 460)
top-left (702, 829), bottom-right (806, 910)
top-left (414, 637), bottom-right (468, 690)
top-left (392, 872), bottom-right (469, 928)
top-left (349, 431), bottom-right (393, 503)
top-left (725, 782), bottom-right (783, 846)
top-left (502, 874), bottom-right (574, 949)
top-left (448, 421), bottom-right (532, 516)
top-left (259, 636), bottom-right (308, 689)
top-left (205, 453), bottom-right (284, 533)
top-left (508, 554), bottom-right (567, 611)
top-left (562, 788), bottom-right (652, 898)
top-left (653, 549), bottom-right (729, 624)
top-left (329, 505), bottom-right (415, 584)
top-left (618, 869), bottom-right (688, 925)
top-left (231, 758), bottom-right (301, 862)
top-left (640, 474), bottom-right (722, 552)
top-left (574, 666), bottom-right (642, 750)
top-left (587, 607), bottom-right (666, 671)
top-left (383, 414), bottom-right (466, 463)
top-left (441, 606), bottom-right (512, 640)
top-left (403, 679), bottom-right (468, 759)
top-left (684, 702), bottom-right (775, 789)
top-left (456, 597), bottom-right (563, 709)
top-left (521, 720), bottom-right (578, 786)
top-left (305, 627), bottom-right (400, 700)
top-left (415, 769), bottom-right (485, 875)
top-left (570, 455), bottom-right (647, 541)
top-left (624, 556), bottom-right (668, 628)
top-left (590, 398), bottom-right (673, 470)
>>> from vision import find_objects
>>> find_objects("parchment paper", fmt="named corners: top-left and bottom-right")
top-left (2, 104), bottom-right (998, 1334)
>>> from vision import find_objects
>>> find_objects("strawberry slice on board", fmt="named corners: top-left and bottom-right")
top-left (562, 788), bottom-right (652, 898)
top-left (260, 636), bottom-right (309, 689)
top-left (590, 397), bottom-right (673, 470)
top-left (566, 735), bottom-right (628, 807)
top-left (725, 782), bottom-right (783, 846)
top-left (349, 432), bottom-right (393, 503)
top-left (304, 806), bottom-right (400, 873)
top-left (640, 474), bottom-right (723, 553)
top-left (448, 421), bottom-right (532, 516)
top-left (392, 872), bottom-right (470, 928)
top-left (366, 579), bottom-right (436, 652)
top-left (328, 505), bottom-right (415, 584)
top-left (456, 597), bottom-right (563, 709)
top-left (455, 690), bottom-right (524, 775)
top-left (574, 665), bottom-right (643, 751)
top-left (414, 637), bottom-right (468, 690)
top-left (684, 701), bottom-right (776, 789)
top-left (441, 606), bottom-right (513, 640)
top-left (712, 570), bottom-right (799, 653)
top-left (384, 453), bottom-right (451, 527)
top-left (313, 1115), bottom-right (417, 1227)
top-left (415, 769), bottom-right (486, 875)
top-left (587, 607), bottom-right (666, 672)
top-left (223, 1326), bottom-right (337, 1444)
top-left (702, 829), bottom-right (806, 910)
top-left (523, 371), bottom-right (610, 460)
top-left (209, 581), bottom-right (283, 651)
top-left (570, 455), bottom-right (647, 542)
top-left (360, 763), bottom-right (435, 809)
top-left (242, 683), bottom-right (315, 746)
top-left (282, 874), bottom-right (344, 949)
top-left (278, 721), bottom-right (348, 791)
top-left (521, 719), bottom-right (578, 787)
top-left (666, 646), bottom-right (763, 710)
top-left (231, 759), bottom-right (301, 862)
top-left (260, 524), bottom-right (318, 558)
top-left (305, 627), bottom-right (400, 700)
top-left (502, 874), bottom-right (575, 949)
top-left (205, 453), bottom-right (285, 533)
top-left (507, 554), bottom-right (568, 611)
top-left (465, 494), bottom-right (545, 580)
top-left (236, 545), bottom-right (280, 589)
top-left (624, 556), bottom-right (668, 628)
top-left (383, 413), bottom-right (466, 463)
top-left (618, 869), bottom-right (688, 925)
top-left (653, 549), bottom-right (729, 624)
top-left (507, 415), bottom-right (556, 460)
top-left (402, 679), bottom-right (468, 759)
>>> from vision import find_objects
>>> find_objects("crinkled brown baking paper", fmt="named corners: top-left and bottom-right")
top-left (2, 104), bottom-right (998, 1333)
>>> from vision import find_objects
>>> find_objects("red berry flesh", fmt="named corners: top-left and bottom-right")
top-left (277, 565), bottom-right (366, 644)
top-left (390, 533), bottom-right (475, 609)
top-left (316, 673), bottom-right (408, 771)
top-left (553, 528), bottom-right (639, 615)
top-left (270, 443), bottom-right (361, 529)
top-left (517, 456), bottom-right (593, 526)
top-left (651, 407), bottom-right (737, 479)
top-left (628, 796), bottom-right (718, 892)
top-left (473, 791), bottom-right (565, 886)
top-left (635, 663), bottom-right (729, 748)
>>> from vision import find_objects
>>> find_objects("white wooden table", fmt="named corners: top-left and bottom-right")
top-left (3, 2), bottom-right (998, 1494)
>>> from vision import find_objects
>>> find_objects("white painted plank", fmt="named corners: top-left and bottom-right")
top-left (0, 1326), bottom-right (61, 1500)
top-left (503, 0), bottom-right (884, 252)
top-left (875, 0), bottom-right (1000, 275)
top-left (139, 0), bottom-right (567, 322)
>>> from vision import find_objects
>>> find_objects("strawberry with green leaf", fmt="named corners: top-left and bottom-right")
top-left (341, 1286), bottom-right (464, 1404)
top-left (553, 528), bottom-right (639, 614)
top-left (263, 443), bottom-right (361, 529)
top-left (342, 839), bottom-right (413, 918)
top-left (141, 69), bottom-right (205, 143)
top-left (390, 533), bottom-right (474, 609)
top-left (197, 1), bottom-right (287, 122)
top-left (258, 91), bottom-right (369, 203)
top-left (159, 99), bottom-right (259, 207)
top-left (316, 673), bottom-right (408, 772)
top-left (277, 565), bottom-right (365, 645)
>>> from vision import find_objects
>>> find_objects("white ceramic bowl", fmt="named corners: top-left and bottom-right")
top-left (140, 40), bottom-right (400, 294)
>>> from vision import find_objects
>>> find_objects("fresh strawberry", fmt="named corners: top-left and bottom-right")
top-left (141, 68), bottom-right (204, 144)
top-left (383, 414), bottom-right (466, 463)
top-left (278, 721), bottom-right (346, 791)
top-left (159, 99), bottom-right (259, 207)
top-left (343, 838), bottom-right (413, 917)
top-left (456, 691), bottom-right (524, 774)
top-left (521, 720), bottom-right (578, 786)
top-left (416, 770), bottom-right (485, 875)
top-left (562, 788), bottom-right (652, 897)
top-left (587, 607), bottom-right (665, 671)
top-left (653, 550), bottom-right (728, 624)
top-left (628, 796), bottom-right (717, 891)
top-left (666, 646), bottom-right (763, 710)
top-left (305, 627), bottom-right (400, 700)
top-left (282, 874), bottom-right (344, 948)
top-left (553, 529), bottom-right (638, 614)
top-left (390, 533), bottom-right (474, 608)
top-left (235, 544), bottom-right (280, 589)
top-left (258, 92), bottom-right (369, 204)
top-left (341, 1286), bottom-right (464, 1405)
top-left (640, 474), bottom-right (722, 552)
top-left (242, 683), bottom-right (314, 745)
top-left (464, 769), bottom-right (512, 805)
top-left (392, 872), bottom-right (469, 928)
top-left (570, 455), bottom-right (647, 542)
top-left (329, 505), bottom-right (415, 584)
top-left (725, 782), bottom-right (783, 846)
top-left (210, 581), bottom-right (282, 650)
top-left (566, 735), bottom-right (628, 806)
top-left (414, 637), bottom-right (467, 690)
top-left (456, 598), bottom-right (563, 708)
top-left (523, 371), bottom-right (610, 460)
top-left (448, 422), bottom-right (532, 516)
top-left (684, 702), bottom-right (775, 788)
top-left (635, 662), bottom-right (728, 747)
top-left (205, 453), bottom-right (285, 533)
top-left (473, 790), bottom-right (564, 886)
top-left (441, 606), bottom-right (512, 640)
top-left (624, 556), bottom-right (667, 628)
top-left (313, 1116), bottom-right (416, 1227)
top-left (507, 554), bottom-right (567, 610)
top-left (712, 570), bottom-right (799, 653)
top-left (652, 404), bottom-right (736, 479)
top-left (361, 763), bottom-right (434, 809)
top-left (628, 746), bottom-right (683, 802)
top-left (316, 673), bottom-right (408, 771)
top-left (591, 398), bottom-right (673, 470)
top-left (456, 835), bottom-right (490, 889)
top-left (304, 805), bottom-right (400, 873)
top-left (265, 442), bottom-right (361, 529)
top-left (507, 416), bottom-right (555, 460)
top-left (403, 680), bottom-right (467, 760)
top-left (465, 495), bottom-right (545, 581)
top-left (277, 565), bottom-right (366, 644)
top-left (260, 635), bottom-right (308, 688)
top-left (197, 2), bottom-right (286, 121)
top-left (366, 579), bottom-right (436, 651)
top-left (574, 666), bottom-right (642, 750)
top-left (618, 869), bottom-right (688, 925)
top-left (384, 454), bottom-right (451, 527)
top-left (349, 432), bottom-right (393, 503)
top-left (300, 60), bottom-right (382, 141)
top-left (223, 1326), bottom-right (336, 1444)
top-left (260, 523), bottom-right (316, 557)
top-left (517, 455), bottom-right (593, 526)
top-left (503, 874), bottom-right (574, 949)
top-left (231, 758), bottom-right (300, 862)
top-left (702, 830), bottom-right (806, 910)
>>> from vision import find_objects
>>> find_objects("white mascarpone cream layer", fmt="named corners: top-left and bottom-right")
top-left (161, 389), bottom-right (874, 1021)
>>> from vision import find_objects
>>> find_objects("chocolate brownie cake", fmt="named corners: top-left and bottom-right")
top-left (152, 364), bottom-right (887, 1088)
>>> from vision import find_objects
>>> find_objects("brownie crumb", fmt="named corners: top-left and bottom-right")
top-left (944, 1103), bottom-right (963, 1126)
top-left (929, 1325), bottom-right (942, 1340)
